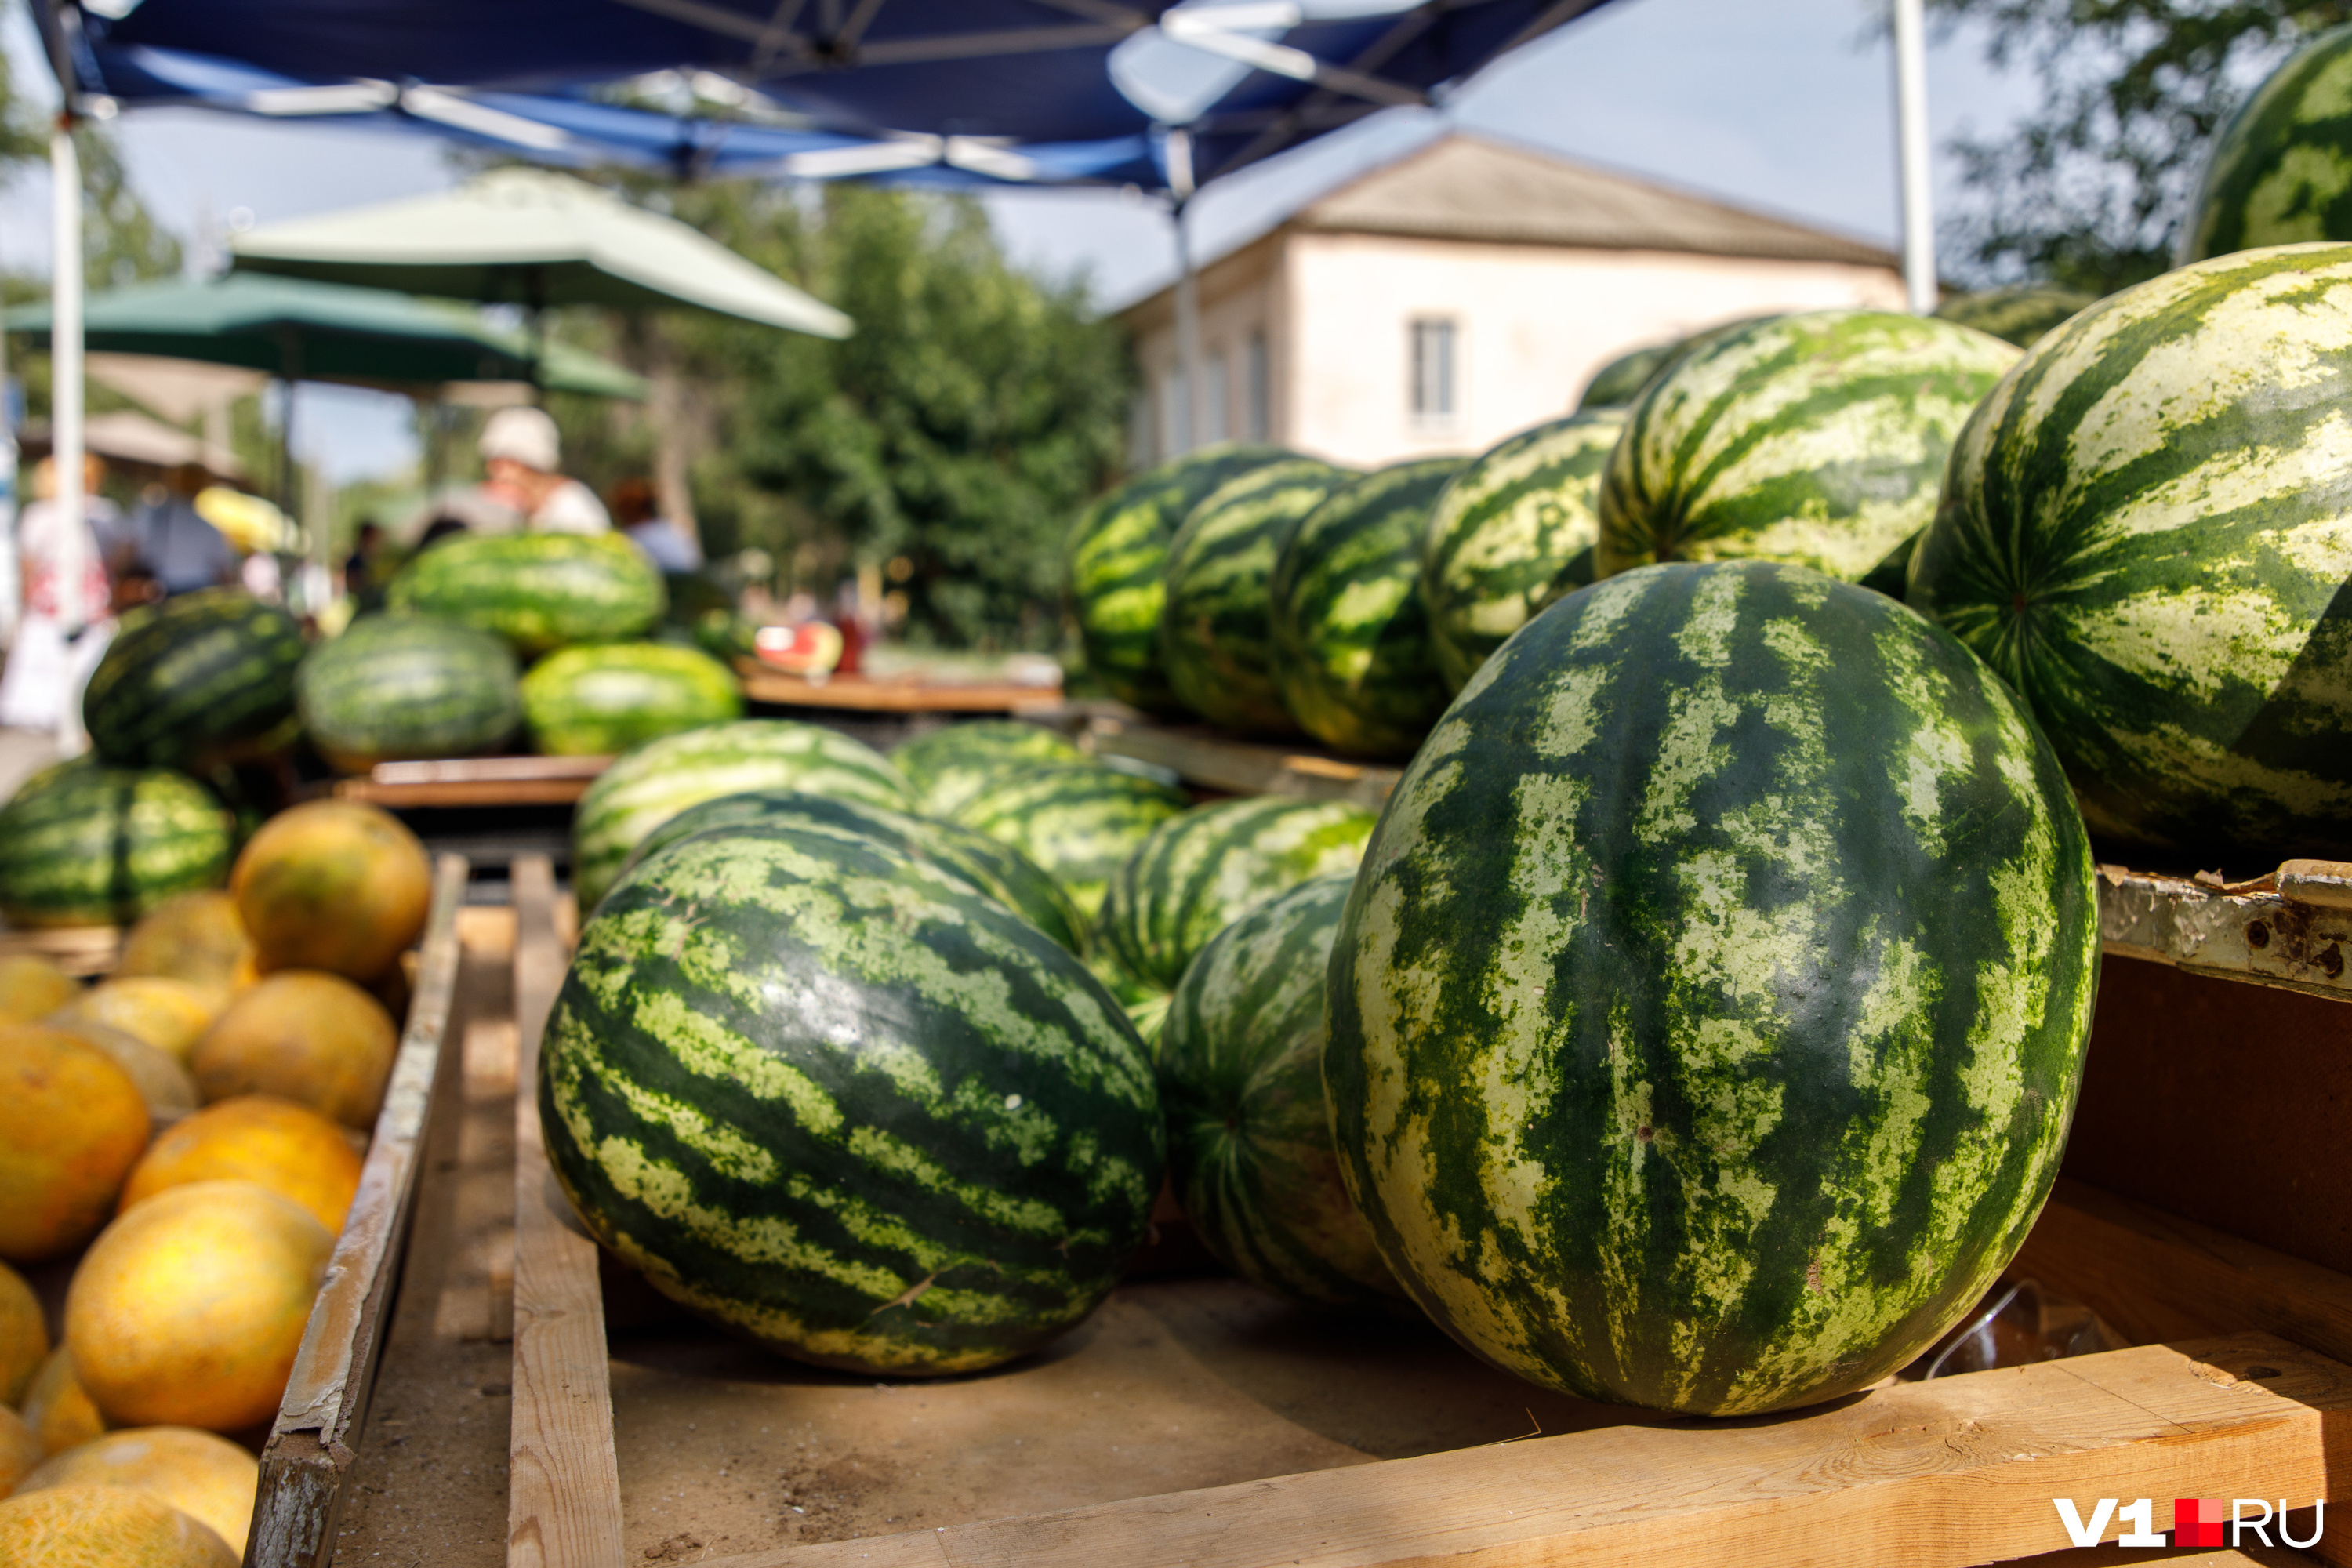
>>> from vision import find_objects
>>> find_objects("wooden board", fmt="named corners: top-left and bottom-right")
top-left (1083, 717), bottom-right (1403, 806)
top-left (738, 663), bottom-right (1062, 714)
top-left (334, 755), bottom-right (612, 809)
top-left (0, 922), bottom-right (119, 975)
top-left (246, 854), bottom-right (471, 1568)
top-left (2100, 858), bottom-right (2352, 1001)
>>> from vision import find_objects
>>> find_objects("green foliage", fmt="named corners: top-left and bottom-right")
top-left (1931, 0), bottom-right (2352, 295)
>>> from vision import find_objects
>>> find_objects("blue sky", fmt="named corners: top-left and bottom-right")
top-left (0, 0), bottom-right (2039, 483)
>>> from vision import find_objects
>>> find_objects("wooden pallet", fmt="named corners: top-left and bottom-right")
top-left (737, 662), bottom-right (1062, 714)
top-left (331, 755), bottom-right (612, 809)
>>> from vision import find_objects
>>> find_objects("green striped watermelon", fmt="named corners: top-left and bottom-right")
top-left (520, 643), bottom-right (742, 757)
top-left (890, 721), bottom-right (1093, 820)
top-left (620, 789), bottom-right (1086, 954)
top-left (1421, 410), bottom-right (1629, 695)
top-left (1098, 796), bottom-right (1377, 996)
top-left (1161, 458), bottom-right (1354, 734)
top-left (571, 720), bottom-right (914, 910)
top-left (1269, 459), bottom-right (1466, 758)
top-left (1064, 445), bottom-right (1292, 713)
top-left (1933, 285), bottom-right (2094, 349)
top-left (296, 613), bottom-right (521, 772)
top-left (1910, 242), bottom-right (2352, 860)
top-left (1595, 310), bottom-right (2020, 586)
top-left (1160, 875), bottom-right (1409, 1310)
top-left (0, 761), bottom-right (233, 927)
top-left (387, 532), bottom-right (665, 655)
top-left (1577, 342), bottom-right (1675, 409)
top-left (2181, 24), bottom-right (2352, 263)
top-left (539, 823), bottom-right (1162, 1375)
top-left (1327, 560), bottom-right (2099, 1416)
top-left (83, 589), bottom-right (306, 771)
top-left (951, 762), bottom-right (1188, 923)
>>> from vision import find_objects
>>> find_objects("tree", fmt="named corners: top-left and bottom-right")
top-left (1929, 0), bottom-right (2352, 295)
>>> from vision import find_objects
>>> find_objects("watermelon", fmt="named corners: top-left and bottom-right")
top-left (0, 762), bottom-right (233, 927)
top-left (1933, 285), bottom-right (2094, 349)
top-left (1910, 242), bottom-right (2352, 860)
top-left (951, 762), bottom-right (1188, 923)
top-left (520, 643), bottom-right (742, 757)
top-left (82, 589), bottom-right (305, 771)
top-left (387, 532), bottom-right (665, 655)
top-left (570, 720), bottom-right (914, 910)
top-left (1097, 796), bottom-right (1377, 996)
top-left (296, 613), bottom-right (521, 772)
top-left (2180, 24), bottom-right (2352, 263)
top-left (1269, 459), bottom-right (1465, 758)
top-left (1595, 310), bottom-right (2020, 585)
top-left (1326, 560), bottom-right (2099, 1416)
top-left (1160, 457), bottom-right (1354, 734)
top-left (1064, 445), bottom-right (1293, 713)
top-left (890, 721), bottom-right (1093, 820)
top-left (1577, 342), bottom-right (1675, 409)
top-left (541, 823), bottom-right (1162, 1375)
top-left (620, 789), bottom-right (1086, 954)
top-left (1159, 875), bottom-right (1408, 1310)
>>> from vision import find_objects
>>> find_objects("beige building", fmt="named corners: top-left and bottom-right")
top-left (1120, 133), bottom-right (1907, 470)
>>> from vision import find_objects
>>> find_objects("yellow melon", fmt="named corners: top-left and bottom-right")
top-left (0, 1407), bottom-right (38, 1498)
top-left (50, 978), bottom-right (220, 1065)
top-left (66, 1181), bottom-right (332, 1433)
top-left (0, 1485), bottom-right (237, 1567)
top-left (0, 956), bottom-right (76, 1025)
top-left (114, 892), bottom-right (255, 1007)
top-left (42, 1020), bottom-right (197, 1122)
top-left (19, 1348), bottom-right (103, 1455)
top-left (16, 1429), bottom-right (257, 1555)
top-left (189, 972), bottom-right (397, 1130)
top-left (0, 1027), bottom-right (151, 1262)
top-left (0, 1261), bottom-right (45, 1408)
top-left (231, 801), bottom-right (431, 983)
top-left (120, 1096), bottom-right (363, 1233)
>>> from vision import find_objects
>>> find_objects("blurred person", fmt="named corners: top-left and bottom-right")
top-left (343, 520), bottom-right (387, 608)
top-left (127, 462), bottom-right (238, 596)
top-left (0, 455), bottom-right (123, 731)
top-left (477, 408), bottom-right (608, 535)
top-left (610, 477), bottom-right (701, 572)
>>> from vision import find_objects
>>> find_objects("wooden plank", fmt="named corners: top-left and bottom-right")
top-left (334, 754), bottom-right (613, 808)
top-left (1085, 717), bottom-right (1403, 806)
top-left (0, 922), bottom-right (120, 976)
top-left (2016, 1176), bottom-right (2352, 1368)
top-left (2097, 858), bottom-right (2352, 1001)
top-left (736, 662), bottom-right (1061, 713)
top-left (248, 854), bottom-right (470, 1568)
top-left (695, 1332), bottom-right (2350, 1568)
top-left (506, 855), bottom-right (626, 1568)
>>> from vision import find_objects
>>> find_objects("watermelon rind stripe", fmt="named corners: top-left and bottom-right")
top-left (951, 761), bottom-right (1189, 924)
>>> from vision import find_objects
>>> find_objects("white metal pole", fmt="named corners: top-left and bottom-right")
top-left (1166, 128), bottom-right (1203, 456)
top-left (49, 114), bottom-right (88, 751)
top-left (1891, 0), bottom-right (1936, 314)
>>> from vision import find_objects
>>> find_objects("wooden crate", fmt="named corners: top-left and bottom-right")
top-left (303, 858), bottom-right (2325, 1568)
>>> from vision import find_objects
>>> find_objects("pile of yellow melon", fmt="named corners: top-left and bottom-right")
top-left (0, 801), bottom-right (430, 1566)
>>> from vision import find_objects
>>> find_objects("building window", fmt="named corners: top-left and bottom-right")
top-left (1203, 348), bottom-right (1229, 444)
top-left (1247, 331), bottom-right (1269, 443)
top-left (1129, 380), bottom-right (1156, 468)
top-left (1410, 317), bottom-right (1458, 423)
top-left (1160, 363), bottom-right (1189, 456)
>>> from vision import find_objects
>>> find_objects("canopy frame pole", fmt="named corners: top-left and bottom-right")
top-left (1891, 0), bottom-right (1936, 314)
top-left (1166, 128), bottom-right (1203, 457)
top-left (48, 103), bottom-right (89, 751)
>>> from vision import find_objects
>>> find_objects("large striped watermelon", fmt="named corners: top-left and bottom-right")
top-left (1422, 409), bottom-right (1628, 694)
top-left (1160, 458), bottom-right (1353, 734)
top-left (1933, 285), bottom-right (2094, 349)
top-left (2180, 24), bottom-right (2352, 263)
top-left (1595, 311), bottom-right (2020, 586)
top-left (1577, 342), bottom-right (1675, 410)
top-left (571, 720), bottom-right (914, 910)
top-left (296, 614), bottom-right (521, 772)
top-left (1327, 561), bottom-right (2099, 1416)
top-left (1910, 243), bottom-right (2352, 860)
top-left (83, 590), bottom-right (305, 771)
top-left (620, 789), bottom-right (1086, 954)
top-left (0, 762), bottom-right (233, 927)
top-left (387, 532), bottom-right (664, 655)
top-left (520, 643), bottom-right (742, 757)
top-left (890, 721), bottom-right (1093, 820)
top-left (952, 762), bottom-right (1188, 922)
top-left (1098, 796), bottom-right (1377, 996)
top-left (1269, 459), bottom-right (1465, 758)
top-left (540, 824), bottom-right (1162, 1375)
top-left (1064, 445), bottom-right (1292, 713)
top-left (1160, 875), bottom-right (1409, 1310)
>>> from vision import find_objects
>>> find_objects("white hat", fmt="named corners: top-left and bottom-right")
top-left (480, 405), bottom-right (561, 472)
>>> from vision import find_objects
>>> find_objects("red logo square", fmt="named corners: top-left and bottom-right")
top-left (2175, 1498), bottom-right (2227, 1548)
